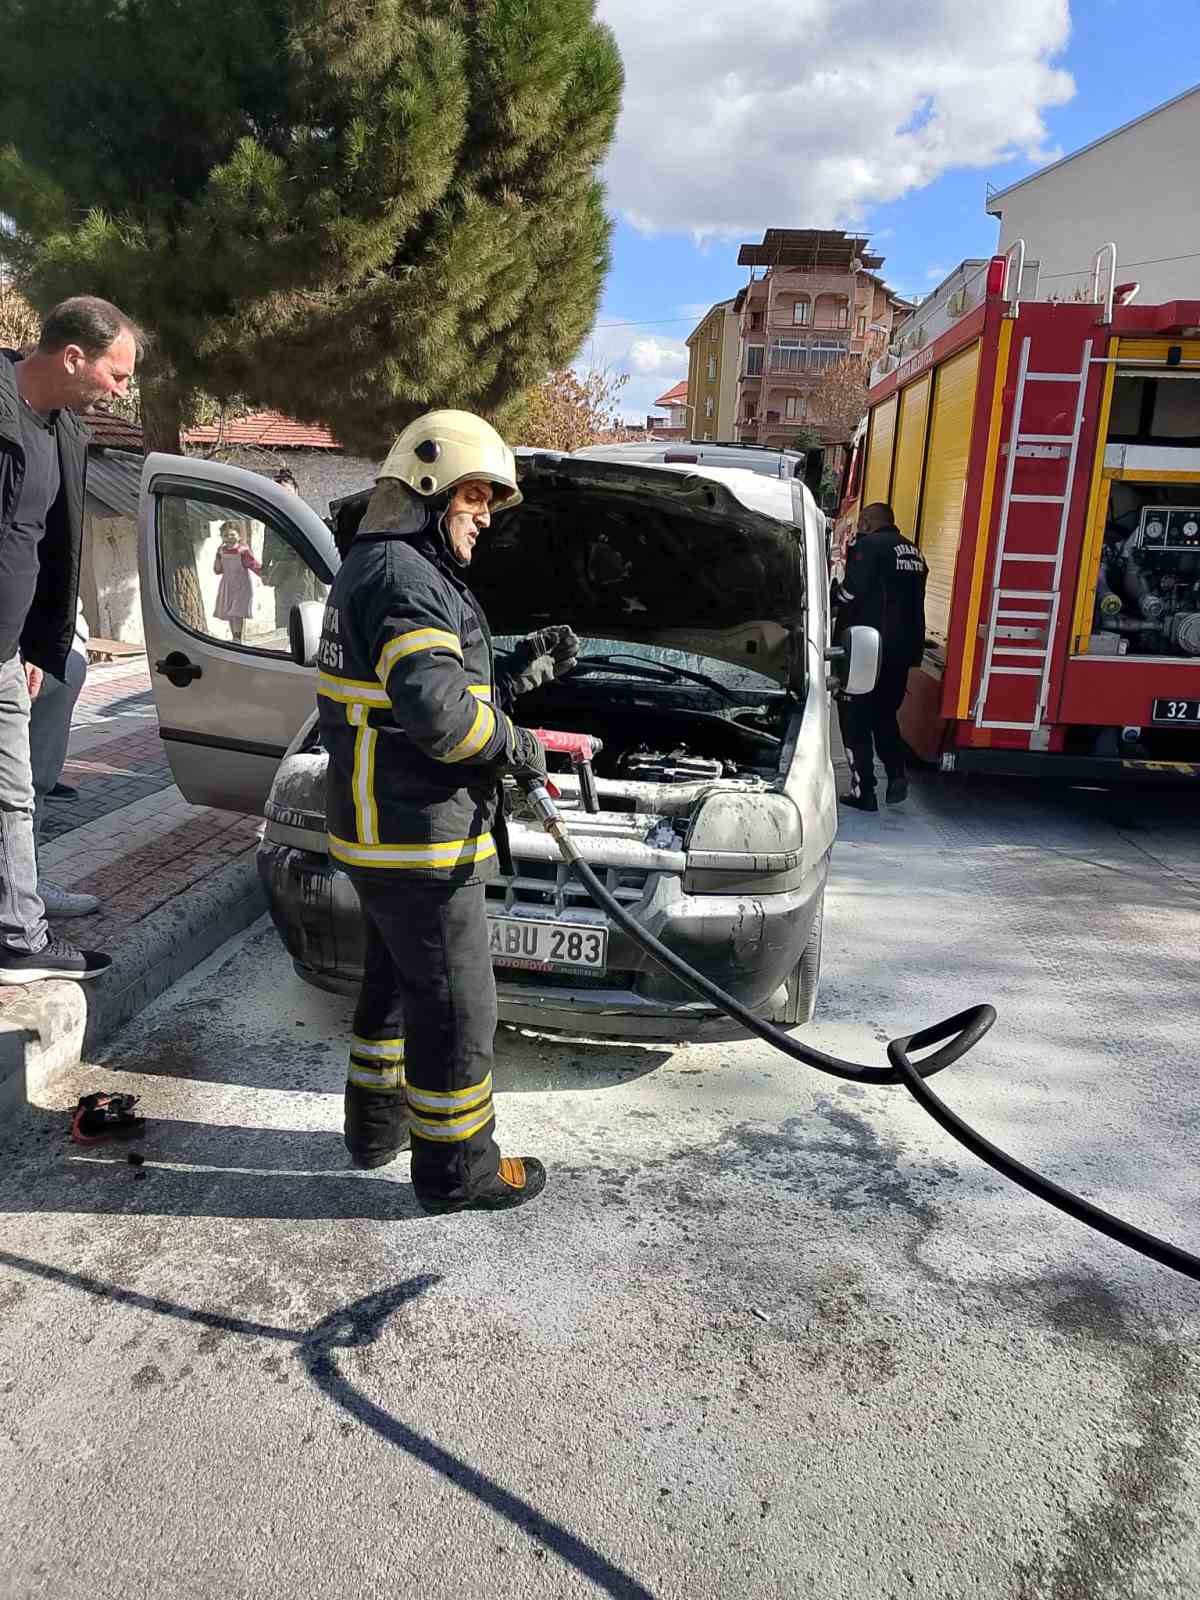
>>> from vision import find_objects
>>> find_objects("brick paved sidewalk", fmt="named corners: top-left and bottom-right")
top-left (1, 658), bottom-right (264, 1029)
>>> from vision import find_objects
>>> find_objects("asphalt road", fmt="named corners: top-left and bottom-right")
top-left (2, 771), bottom-right (1198, 1600)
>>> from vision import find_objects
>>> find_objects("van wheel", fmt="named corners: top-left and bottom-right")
top-left (781, 889), bottom-right (824, 1027)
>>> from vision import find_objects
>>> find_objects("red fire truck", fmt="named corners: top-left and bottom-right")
top-left (837, 244), bottom-right (1200, 780)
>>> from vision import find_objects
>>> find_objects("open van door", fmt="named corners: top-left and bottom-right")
top-left (138, 454), bottom-right (341, 814)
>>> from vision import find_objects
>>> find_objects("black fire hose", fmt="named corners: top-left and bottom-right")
top-left (520, 780), bottom-right (1200, 1284)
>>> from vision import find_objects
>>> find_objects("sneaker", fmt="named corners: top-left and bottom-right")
top-left (418, 1155), bottom-right (547, 1215)
top-left (839, 791), bottom-right (879, 813)
top-left (38, 880), bottom-right (100, 918)
top-left (0, 937), bottom-right (112, 985)
top-left (48, 783), bottom-right (79, 801)
top-left (886, 776), bottom-right (909, 806)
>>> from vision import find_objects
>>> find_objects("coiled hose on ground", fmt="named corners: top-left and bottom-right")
top-left (522, 781), bottom-right (1200, 1284)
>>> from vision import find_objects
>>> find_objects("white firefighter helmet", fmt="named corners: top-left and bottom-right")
top-left (378, 409), bottom-right (522, 511)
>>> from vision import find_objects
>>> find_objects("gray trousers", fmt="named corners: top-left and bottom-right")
top-left (0, 654), bottom-right (47, 954)
top-left (29, 646), bottom-right (86, 848)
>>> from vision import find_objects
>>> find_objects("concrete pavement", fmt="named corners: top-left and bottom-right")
top-left (0, 767), bottom-right (1197, 1598)
top-left (0, 661), bottom-right (266, 1110)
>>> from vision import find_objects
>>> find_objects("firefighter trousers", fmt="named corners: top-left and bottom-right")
top-left (838, 661), bottom-right (911, 799)
top-left (345, 874), bottom-right (501, 1205)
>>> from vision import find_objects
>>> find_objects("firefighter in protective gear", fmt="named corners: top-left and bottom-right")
top-left (317, 410), bottom-right (578, 1213)
top-left (834, 501), bottom-right (928, 811)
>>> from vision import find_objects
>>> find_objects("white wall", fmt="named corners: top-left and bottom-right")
top-left (82, 510), bottom-right (143, 645)
top-left (990, 89), bottom-right (1200, 304)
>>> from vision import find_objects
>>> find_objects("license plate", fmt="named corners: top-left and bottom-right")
top-left (488, 917), bottom-right (608, 973)
top-left (1152, 697), bottom-right (1200, 725)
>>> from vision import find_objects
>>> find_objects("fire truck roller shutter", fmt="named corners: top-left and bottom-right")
top-left (917, 342), bottom-right (981, 647)
top-left (891, 374), bottom-right (933, 543)
top-left (862, 393), bottom-right (898, 510)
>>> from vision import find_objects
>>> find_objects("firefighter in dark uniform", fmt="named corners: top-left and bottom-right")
top-left (835, 501), bottom-right (928, 812)
top-left (317, 411), bottom-right (578, 1213)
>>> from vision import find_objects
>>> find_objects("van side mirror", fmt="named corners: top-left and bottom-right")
top-left (289, 602), bottom-right (325, 668)
top-left (824, 625), bottom-right (881, 695)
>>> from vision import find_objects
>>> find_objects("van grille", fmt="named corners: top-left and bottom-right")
top-left (486, 857), bottom-right (652, 916)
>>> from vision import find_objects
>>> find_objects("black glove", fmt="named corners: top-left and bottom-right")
top-left (537, 625), bottom-right (580, 677)
top-left (503, 625), bottom-right (580, 696)
top-left (508, 725), bottom-right (547, 785)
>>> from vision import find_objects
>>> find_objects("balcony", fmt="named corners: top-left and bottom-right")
top-left (768, 311), bottom-right (851, 333)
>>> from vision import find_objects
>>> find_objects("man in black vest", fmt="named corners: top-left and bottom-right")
top-left (835, 501), bottom-right (928, 812)
top-left (0, 296), bottom-right (143, 982)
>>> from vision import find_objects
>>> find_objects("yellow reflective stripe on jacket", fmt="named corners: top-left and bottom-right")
top-left (328, 833), bottom-right (496, 870)
top-left (350, 705), bottom-right (380, 844)
top-left (408, 1103), bottom-right (496, 1144)
top-left (351, 1035), bottom-right (405, 1061)
top-left (317, 672), bottom-right (391, 707)
top-left (440, 699), bottom-right (495, 764)
top-left (375, 628), bottom-right (462, 683)
top-left (347, 1059), bottom-right (404, 1094)
top-left (467, 684), bottom-right (492, 699)
top-left (406, 1073), bottom-right (493, 1114)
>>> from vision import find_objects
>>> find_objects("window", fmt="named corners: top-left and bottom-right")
top-left (157, 493), bottom-right (329, 654)
top-left (750, 311), bottom-right (764, 332)
top-left (703, 431), bottom-right (712, 441)
top-left (705, 396), bottom-right (715, 418)
top-left (746, 344), bottom-right (764, 376)
top-left (744, 403), bottom-right (757, 422)
top-left (707, 355), bottom-right (717, 381)
top-left (1108, 373), bottom-right (1200, 446)
top-left (856, 315), bottom-right (867, 337)
top-left (792, 300), bottom-right (811, 326)
top-left (810, 339), bottom-right (849, 372)
top-left (769, 339), bottom-right (805, 375)
top-left (710, 321), bottom-right (720, 342)
top-left (836, 304), bottom-right (849, 330)
top-left (785, 395), bottom-right (806, 421)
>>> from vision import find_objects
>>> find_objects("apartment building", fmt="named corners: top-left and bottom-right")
top-left (685, 300), bottom-right (740, 439)
top-left (731, 229), bottom-right (908, 448)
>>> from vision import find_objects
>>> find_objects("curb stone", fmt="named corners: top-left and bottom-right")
top-left (0, 857), bottom-right (266, 1114)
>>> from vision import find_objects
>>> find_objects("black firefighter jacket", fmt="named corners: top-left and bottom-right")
top-left (0, 349), bottom-right (89, 678)
top-left (317, 498), bottom-right (528, 883)
top-left (836, 523), bottom-right (929, 670)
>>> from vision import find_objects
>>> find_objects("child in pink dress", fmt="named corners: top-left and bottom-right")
top-left (213, 521), bottom-right (262, 642)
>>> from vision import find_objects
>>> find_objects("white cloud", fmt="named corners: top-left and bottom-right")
top-left (574, 320), bottom-right (689, 421)
top-left (925, 263), bottom-right (948, 281)
top-left (597, 0), bottom-right (1074, 238)
top-left (628, 335), bottom-right (690, 375)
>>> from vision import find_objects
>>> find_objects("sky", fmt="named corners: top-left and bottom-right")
top-left (586, 0), bottom-right (1200, 420)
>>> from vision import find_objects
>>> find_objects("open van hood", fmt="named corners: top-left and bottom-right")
top-left (466, 452), bottom-right (808, 687)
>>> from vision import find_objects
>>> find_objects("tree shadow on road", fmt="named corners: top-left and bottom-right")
top-left (0, 1248), bottom-right (656, 1600)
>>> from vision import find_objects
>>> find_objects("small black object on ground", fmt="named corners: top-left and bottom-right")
top-left (69, 1092), bottom-right (146, 1146)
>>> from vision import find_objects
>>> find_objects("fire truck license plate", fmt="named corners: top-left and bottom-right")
top-left (488, 917), bottom-right (607, 973)
top-left (1152, 697), bottom-right (1200, 725)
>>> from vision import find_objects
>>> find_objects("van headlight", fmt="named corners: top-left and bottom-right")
top-left (683, 791), bottom-right (803, 893)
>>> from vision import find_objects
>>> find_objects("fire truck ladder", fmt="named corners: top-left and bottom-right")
top-left (974, 335), bottom-right (1093, 733)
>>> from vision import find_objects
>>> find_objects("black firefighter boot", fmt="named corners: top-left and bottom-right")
top-left (418, 1155), bottom-right (548, 1215)
top-left (345, 1083), bottom-right (411, 1170)
top-left (885, 770), bottom-right (909, 805)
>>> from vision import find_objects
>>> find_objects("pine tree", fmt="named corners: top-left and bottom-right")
top-left (0, 0), bottom-right (623, 454)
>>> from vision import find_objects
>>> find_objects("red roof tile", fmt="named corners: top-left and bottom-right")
top-left (654, 380), bottom-right (688, 407)
top-left (182, 410), bottom-right (342, 450)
